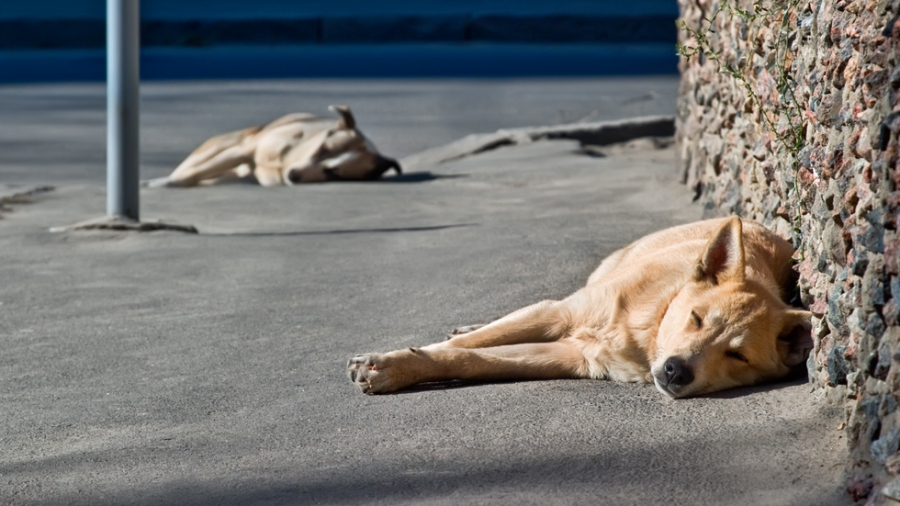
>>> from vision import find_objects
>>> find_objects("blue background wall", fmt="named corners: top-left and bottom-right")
top-left (0, 1), bottom-right (678, 19)
top-left (0, 1), bottom-right (679, 82)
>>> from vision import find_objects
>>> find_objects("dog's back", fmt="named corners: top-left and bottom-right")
top-left (587, 218), bottom-right (795, 299)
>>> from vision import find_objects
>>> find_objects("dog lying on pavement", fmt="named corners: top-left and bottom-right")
top-left (145, 105), bottom-right (401, 188)
top-left (348, 216), bottom-right (813, 398)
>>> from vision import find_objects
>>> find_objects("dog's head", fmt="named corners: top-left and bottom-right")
top-left (651, 217), bottom-right (812, 398)
top-left (284, 105), bottom-right (401, 184)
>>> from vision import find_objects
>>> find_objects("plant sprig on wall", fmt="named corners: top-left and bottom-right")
top-left (676, 0), bottom-right (806, 244)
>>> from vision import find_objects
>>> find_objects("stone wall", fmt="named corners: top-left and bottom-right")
top-left (676, 0), bottom-right (900, 502)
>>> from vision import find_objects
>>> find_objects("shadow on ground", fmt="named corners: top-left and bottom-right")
top-left (17, 426), bottom-right (844, 506)
top-left (205, 223), bottom-right (476, 238)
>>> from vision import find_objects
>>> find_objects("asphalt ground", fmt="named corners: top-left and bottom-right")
top-left (0, 77), bottom-right (678, 186)
top-left (0, 78), bottom-right (849, 505)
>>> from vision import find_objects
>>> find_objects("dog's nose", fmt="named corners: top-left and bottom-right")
top-left (287, 169), bottom-right (304, 184)
top-left (663, 357), bottom-right (694, 386)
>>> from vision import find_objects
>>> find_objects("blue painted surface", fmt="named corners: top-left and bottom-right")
top-left (0, 1), bottom-right (679, 81)
top-left (0, 44), bottom-right (678, 83)
top-left (0, 1), bottom-right (678, 19)
top-left (0, 15), bottom-right (678, 49)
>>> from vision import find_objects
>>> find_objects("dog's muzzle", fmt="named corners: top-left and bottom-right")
top-left (653, 357), bottom-right (695, 397)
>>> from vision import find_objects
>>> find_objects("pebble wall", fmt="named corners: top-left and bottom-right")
top-left (676, 0), bottom-right (900, 502)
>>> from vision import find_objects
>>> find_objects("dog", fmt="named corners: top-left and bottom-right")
top-left (145, 105), bottom-right (401, 188)
top-left (347, 216), bottom-right (813, 398)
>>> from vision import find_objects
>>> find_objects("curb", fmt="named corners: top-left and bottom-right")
top-left (400, 115), bottom-right (675, 170)
top-left (0, 184), bottom-right (54, 218)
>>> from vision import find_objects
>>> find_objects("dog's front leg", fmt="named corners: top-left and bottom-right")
top-left (164, 144), bottom-right (256, 187)
top-left (439, 300), bottom-right (571, 350)
top-left (347, 342), bottom-right (588, 394)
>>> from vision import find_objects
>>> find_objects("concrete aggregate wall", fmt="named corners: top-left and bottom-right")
top-left (676, 0), bottom-right (900, 502)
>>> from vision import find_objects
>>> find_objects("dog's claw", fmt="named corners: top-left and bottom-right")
top-left (347, 353), bottom-right (386, 393)
top-left (346, 351), bottom-right (416, 394)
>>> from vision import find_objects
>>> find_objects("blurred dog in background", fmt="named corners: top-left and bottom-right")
top-left (145, 105), bottom-right (400, 188)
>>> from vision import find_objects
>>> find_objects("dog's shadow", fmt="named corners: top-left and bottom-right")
top-left (393, 380), bottom-right (472, 394)
top-left (379, 172), bottom-right (465, 183)
top-left (386, 372), bottom-right (812, 398)
top-left (697, 371), bottom-right (811, 399)
top-left (142, 171), bottom-right (463, 187)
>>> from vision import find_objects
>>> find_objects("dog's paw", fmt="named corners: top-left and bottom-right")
top-left (446, 324), bottom-right (485, 340)
top-left (141, 177), bottom-right (173, 189)
top-left (347, 353), bottom-right (404, 394)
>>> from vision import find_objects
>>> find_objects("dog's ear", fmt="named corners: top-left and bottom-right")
top-left (329, 105), bottom-right (356, 130)
top-left (694, 216), bottom-right (745, 284)
top-left (777, 309), bottom-right (813, 367)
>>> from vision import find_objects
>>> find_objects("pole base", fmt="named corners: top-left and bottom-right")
top-left (50, 215), bottom-right (198, 234)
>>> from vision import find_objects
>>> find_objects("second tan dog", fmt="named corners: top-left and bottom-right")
top-left (347, 217), bottom-right (813, 398)
top-left (145, 105), bottom-right (400, 188)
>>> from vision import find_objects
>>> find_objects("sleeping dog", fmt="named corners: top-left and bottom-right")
top-left (348, 217), bottom-right (813, 398)
top-left (146, 105), bottom-right (400, 188)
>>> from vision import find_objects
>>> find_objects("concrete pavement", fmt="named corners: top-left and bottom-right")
top-left (0, 79), bottom-right (848, 505)
top-left (0, 77), bottom-right (679, 185)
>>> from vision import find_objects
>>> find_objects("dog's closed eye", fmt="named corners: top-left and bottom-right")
top-left (725, 350), bottom-right (749, 363)
top-left (690, 311), bottom-right (703, 329)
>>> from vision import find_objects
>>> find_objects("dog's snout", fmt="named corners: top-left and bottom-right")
top-left (663, 357), bottom-right (694, 386)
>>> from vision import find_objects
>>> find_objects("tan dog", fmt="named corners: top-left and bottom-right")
top-left (145, 105), bottom-right (400, 188)
top-left (347, 217), bottom-right (813, 398)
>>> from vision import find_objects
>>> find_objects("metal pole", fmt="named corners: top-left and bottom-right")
top-left (107, 0), bottom-right (140, 221)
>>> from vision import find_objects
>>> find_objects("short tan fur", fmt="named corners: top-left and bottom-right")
top-left (347, 217), bottom-right (812, 398)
